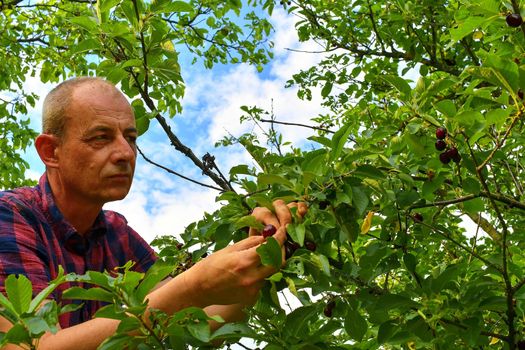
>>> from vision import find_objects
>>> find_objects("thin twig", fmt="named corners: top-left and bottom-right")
top-left (137, 146), bottom-right (224, 192)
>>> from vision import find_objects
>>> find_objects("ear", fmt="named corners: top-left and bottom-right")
top-left (35, 134), bottom-right (60, 168)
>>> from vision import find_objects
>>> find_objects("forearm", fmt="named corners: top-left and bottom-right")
top-left (205, 304), bottom-right (248, 332)
top-left (35, 318), bottom-right (119, 350)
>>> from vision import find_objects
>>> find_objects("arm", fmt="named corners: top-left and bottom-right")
top-left (0, 200), bottom-right (305, 349)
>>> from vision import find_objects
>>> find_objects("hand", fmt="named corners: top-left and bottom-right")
top-left (184, 235), bottom-right (276, 307)
top-left (182, 200), bottom-right (307, 308)
top-left (249, 199), bottom-right (308, 237)
top-left (249, 199), bottom-right (308, 264)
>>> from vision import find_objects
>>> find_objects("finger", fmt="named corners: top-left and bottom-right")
top-left (272, 226), bottom-right (287, 246)
top-left (228, 235), bottom-right (265, 251)
top-left (251, 206), bottom-right (280, 235)
top-left (273, 199), bottom-right (292, 228)
top-left (287, 201), bottom-right (308, 219)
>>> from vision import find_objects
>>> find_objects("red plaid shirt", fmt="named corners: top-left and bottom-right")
top-left (0, 174), bottom-right (157, 328)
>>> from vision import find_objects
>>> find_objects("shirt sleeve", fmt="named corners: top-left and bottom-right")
top-left (127, 227), bottom-right (158, 273)
top-left (106, 211), bottom-right (158, 273)
top-left (0, 197), bottom-right (52, 296)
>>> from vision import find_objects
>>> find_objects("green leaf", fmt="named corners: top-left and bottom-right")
top-left (354, 165), bottom-right (385, 180)
top-left (4, 323), bottom-right (31, 345)
top-left (68, 16), bottom-right (99, 32)
top-left (136, 261), bottom-right (174, 301)
top-left (258, 173), bottom-right (294, 189)
top-left (484, 54), bottom-right (519, 93)
top-left (5, 275), bottom-right (32, 315)
top-left (70, 38), bottom-right (101, 55)
top-left (450, 16), bottom-right (486, 42)
top-left (345, 308), bottom-right (368, 342)
top-left (403, 253), bottom-right (417, 274)
top-left (187, 319), bottom-right (211, 342)
top-left (151, 0), bottom-right (193, 13)
top-left (29, 267), bottom-right (67, 313)
top-left (463, 197), bottom-right (485, 214)
top-left (234, 215), bottom-right (264, 231)
top-left (98, 0), bottom-right (121, 14)
top-left (321, 81), bottom-right (333, 97)
top-left (330, 123), bottom-right (353, 161)
top-left (210, 322), bottom-right (258, 340)
top-left (351, 186), bottom-right (369, 216)
top-left (62, 287), bottom-right (114, 303)
top-left (377, 320), bottom-right (396, 344)
top-left (462, 177), bottom-right (481, 195)
top-left (283, 304), bottom-right (319, 340)
top-left (287, 222), bottom-right (305, 246)
top-left (431, 264), bottom-right (463, 293)
top-left (381, 75), bottom-right (412, 100)
top-left (0, 292), bottom-right (17, 323)
top-left (256, 237), bottom-right (282, 270)
top-left (434, 99), bottom-right (456, 117)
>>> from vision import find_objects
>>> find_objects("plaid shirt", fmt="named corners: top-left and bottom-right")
top-left (0, 174), bottom-right (157, 328)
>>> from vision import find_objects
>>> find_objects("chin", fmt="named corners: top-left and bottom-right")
top-left (104, 190), bottom-right (131, 202)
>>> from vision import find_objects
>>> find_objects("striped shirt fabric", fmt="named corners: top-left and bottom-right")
top-left (0, 174), bottom-right (157, 328)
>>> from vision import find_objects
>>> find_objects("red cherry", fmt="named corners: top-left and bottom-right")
top-left (262, 224), bottom-right (277, 238)
top-left (436, 127), bottom-right (447, 140)
top-left (285, 241), bottom-right (300, 259)
top-left (435, 139), bottom-right (447, 151)
top-left (439, 151), bottom-right (451, 164)
top-left (413, 213), bottom-right (423, 222)
top-left (323, 300), bottom-right (336, 317)
top-left (506, 13), bottom-right (523, 27)
top-left (305, 240), bottom-right (317, 252)
top-left (447, 147), bottom-right (461, 163)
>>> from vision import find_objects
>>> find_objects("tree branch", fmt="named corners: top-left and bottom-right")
top-left (137, 146), bottom-right (224, 192)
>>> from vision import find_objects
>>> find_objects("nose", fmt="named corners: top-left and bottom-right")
top-left (111, 134), bottom-right (136, 163)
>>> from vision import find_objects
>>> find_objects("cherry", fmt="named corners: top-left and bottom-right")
top-left (318, 200), bottom-right (330, 210)
top-left (435, 127), bottom-right (447, 140)
top-left (446, 147), bottom-right (461, 163)
top-left (439, 151), bottom-right (451, 164)
top-left (506, 13), bottom-right (523, 27)
top-left (518, 90), bottom-right (524, 100)
top-left (323, 300), bottom-right (336, 317)
top-left (285, 241), bottom-right (300, 259)
top-left (305, 240), bottom-right (317, 252)
top-left (262, 224), bottom-right (277, 238)
top-left (435, 139), bottom-right (447, 151)
top-left (413, 213), bottom-right (423, 222)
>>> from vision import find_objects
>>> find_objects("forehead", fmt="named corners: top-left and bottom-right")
top-left (66, 82), bottom-right (135, 131)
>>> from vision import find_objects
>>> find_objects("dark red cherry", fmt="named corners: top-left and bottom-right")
top-left (506, 13), bottom-right (523, 27)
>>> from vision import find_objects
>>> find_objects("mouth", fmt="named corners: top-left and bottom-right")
top-left (108, 174), bottom-right (131, 181)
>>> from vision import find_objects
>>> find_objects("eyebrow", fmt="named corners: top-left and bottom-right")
top-left (82, 125), bottom-right (138, 138)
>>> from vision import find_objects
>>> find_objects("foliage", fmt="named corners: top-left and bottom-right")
top-left (3, 0), bottom-right (525, 349)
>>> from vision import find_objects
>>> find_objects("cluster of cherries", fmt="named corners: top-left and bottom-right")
top-left (435, 127), bottom-right (461, 164)
top-left (262, 224), bottom-right (316, 259)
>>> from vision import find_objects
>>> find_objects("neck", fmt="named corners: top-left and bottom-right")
top-left (46, 171), bottom-right (102, 235)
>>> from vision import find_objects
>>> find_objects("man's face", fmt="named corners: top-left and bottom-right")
top-left (55, 82), bottom-right (138, 206)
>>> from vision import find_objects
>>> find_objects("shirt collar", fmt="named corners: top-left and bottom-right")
top-left (38, 173), bottom-right (107, 254)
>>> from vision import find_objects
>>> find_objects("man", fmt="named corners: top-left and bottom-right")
top-left (0, 77), bottom-right (306, 349)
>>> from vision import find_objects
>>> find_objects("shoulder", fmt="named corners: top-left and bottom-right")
top-left (102, 209), bottom-right (129, 226)
top-left (0, 186), bottom-right (41, 217)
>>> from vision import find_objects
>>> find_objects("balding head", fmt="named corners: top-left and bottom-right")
top-left (42, 77), bottom-right (121, 138)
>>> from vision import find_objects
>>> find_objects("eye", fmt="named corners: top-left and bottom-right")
top-left (126, 135), bottom-right (138, 145)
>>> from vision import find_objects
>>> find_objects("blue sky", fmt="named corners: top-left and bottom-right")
top-left (21, 8), bottom-right (328, 244)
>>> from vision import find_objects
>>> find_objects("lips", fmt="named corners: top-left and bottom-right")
top-left (107, 173), bottom-right (131, 181)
